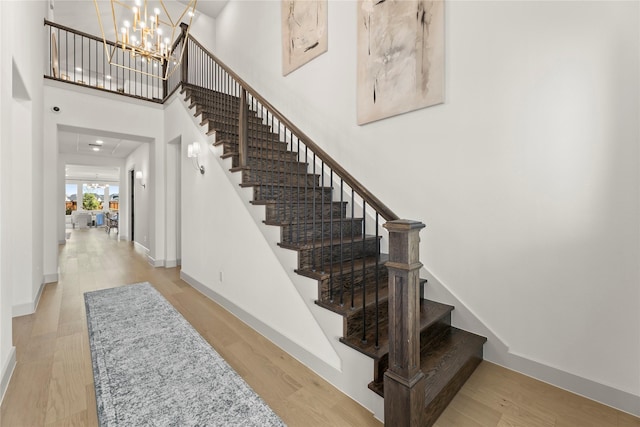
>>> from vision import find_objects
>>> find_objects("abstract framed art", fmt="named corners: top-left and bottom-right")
top-left (357, 0), bottom-right (444, 125)
top-left (282, 0), bottom-right (328, 76)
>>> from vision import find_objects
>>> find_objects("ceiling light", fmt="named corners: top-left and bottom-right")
top-left (75, 67), bottom-right (82, 72)
top-left (94, 0), bottom-right (197, 80)
top-left (93, 147), bottom-right (100, 152)
top-left (96, 140), bottom-right (104, 145)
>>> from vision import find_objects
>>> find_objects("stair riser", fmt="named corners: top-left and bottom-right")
top-left (423, 348), bottom-right (483, 427)
top-left (191, 97), bottom-right (242, 108)
top-left (227, 151), bottom-right (300, 164)
top-left (342, 296), bottom-right (388, 339)
top-left (253, 186), bottom-right (333, 204)
top-left (318, 262), bottom-right (388, 301)
top-left (242, 162), bottom-right (309, 174)
top-left (221, 141), bottom-right (289, 156)
top-left (264, 202), bottom-right (347, 223)
top-left (281, 218), bottom-right (363, 244)
top-left (373, 314), bottom-right (452, 384)
top-left (186, 91), bottom-right (240, 104)
top-left (297, 238), bottom-right (379, 270)
top-left (208, 121), bottom-right (273, 136)
top-left (242, 170), bottom-right (320, 187)
top-left (198, 110), bottom-right (263, 125)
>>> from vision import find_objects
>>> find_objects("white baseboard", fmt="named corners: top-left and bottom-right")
top-left (179, 270), bottom-right (334, 378)
top-left (423, 268), bottom-right (640, 417)
top-left (501, 352), bottom-right (640, 417)
top-left (147, 255), bottom-right (164, 267)
top-left (165, 259), bottom-right (178, 268)
top-left (0, 347), bottom-right (16, 406)
top-left (12, 281), bottom-right (47, 317)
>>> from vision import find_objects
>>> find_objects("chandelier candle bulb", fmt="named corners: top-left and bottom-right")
top-left (94, 0), bottom-right (197, 80)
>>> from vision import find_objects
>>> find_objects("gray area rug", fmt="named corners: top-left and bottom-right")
top-left (84, 282), bottom-right (286, 427)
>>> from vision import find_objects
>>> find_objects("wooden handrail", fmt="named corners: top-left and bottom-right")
top-left (45, 19), bottom-right (115, 46)
top-left (186, 35), bottom-right (400, 222)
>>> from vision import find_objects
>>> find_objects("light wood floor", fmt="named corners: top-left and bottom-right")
top-left (1, 229), bottom-right (638, 427)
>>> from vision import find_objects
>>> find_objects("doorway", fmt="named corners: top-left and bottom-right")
top-left (130, 169), bottom-right (135, 242)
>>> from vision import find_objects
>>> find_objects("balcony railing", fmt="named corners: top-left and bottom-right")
top-left (45, 20), bottom-right (183, 103)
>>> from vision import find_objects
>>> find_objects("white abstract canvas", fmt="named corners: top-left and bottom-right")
top-left (282, 0), bottom-right (328, 76)
top-left (357, 0), bottom-right (444, 125)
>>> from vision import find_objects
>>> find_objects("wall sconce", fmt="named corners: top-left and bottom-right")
top-left (135, 170), bottom-right (146, 189)
top-left (187, 142), bottom-right (205, 175)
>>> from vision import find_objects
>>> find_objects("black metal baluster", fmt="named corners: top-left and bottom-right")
top-left (375, 212), bottom-right (380, 349)
top-left (350, 189), bottom-right (355, 308)
top-left (296, 137), bottom-right (301, 246)
top-left (339, 178), bottom-right (344, 306)
top-left (320, 161), bottom-right (325, 273)
top-left (328, 170), bottom-right (333, 301)
top-left (361, 202), bottom-right (367, 344)
top-left (304, 145), bottom-right (308, 246)
top-left (312, 153), bottom-right (316, 271)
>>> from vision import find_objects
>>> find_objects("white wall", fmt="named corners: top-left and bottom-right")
top-left (43, 82), bottom-right (165, 277)
top-left (215, 0), bottom-right (640, 414)
top-left (189, 11), bottom-right (216, 50)
top-left (0, 0), bottom-right (47, 400)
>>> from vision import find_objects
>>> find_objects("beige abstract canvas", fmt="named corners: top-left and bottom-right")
top-left (357, 0), bottom-right (444, 125)
top-left (282, 0), bottom-right (328, 76)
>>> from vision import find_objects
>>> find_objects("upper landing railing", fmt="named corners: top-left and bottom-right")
top-left (45, 20), bottom-right (184, 103)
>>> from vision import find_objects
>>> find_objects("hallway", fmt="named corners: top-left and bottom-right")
top-left (0, 228), bottom-right (381, 426)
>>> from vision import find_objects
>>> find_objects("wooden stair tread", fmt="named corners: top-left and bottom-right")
top-left (296, 254), bottom-right (388, 280)
top-left (279, 234), bottom-right (380, 251)
top-left (367, 327), bottom-right (486, 399)
top-left (316, 279), bottom-right (389, 317)
top-left (265, 216), bottom-right (362, 228)
top-left (244, 183), bottom-right (332, 191)
top-left (340, 299), bottom-right (454, 360)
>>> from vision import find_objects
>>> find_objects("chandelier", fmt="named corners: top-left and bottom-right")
top-left (94, 0), bottom-right (197, 80)
top-left (86, 183), bottom-right (107, 191)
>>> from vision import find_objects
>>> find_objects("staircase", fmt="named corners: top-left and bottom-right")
top-left (181, 82), bottom-right (486, 426)
top-left (43, 19), bottom-right (486, 426)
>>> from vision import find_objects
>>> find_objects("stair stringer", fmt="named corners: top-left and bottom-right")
top-left (173, 93), bottom-right (386, 421)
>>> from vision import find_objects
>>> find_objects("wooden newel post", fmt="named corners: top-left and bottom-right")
top-left (383, 219), bottom-right (426, 427)
top-left (238, 88), bottom-right (248, 168)
top-left (179, 23), bottom-right (189, 85)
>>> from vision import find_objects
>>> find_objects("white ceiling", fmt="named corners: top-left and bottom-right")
top-left (65, 164), bottom-right (121, 182)
top-left (58, 129), bottom-right (143, 159)
top-left (52, 0), bottom-right (228, 182)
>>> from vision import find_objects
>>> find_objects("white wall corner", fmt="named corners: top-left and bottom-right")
top-left (43, 273), bottom-right (58, 284)
top-left (12, 281), bottom-right (47, 317)
top-left (0, 346), bottom-right (16, 406)
top-left (147, 255), bottom-right (164, 268)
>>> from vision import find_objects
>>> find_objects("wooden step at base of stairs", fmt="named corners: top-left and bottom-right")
top-left (368, 327), bottom-right (486, 427)
top-left (340, 299), bottom-right (451, 362)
